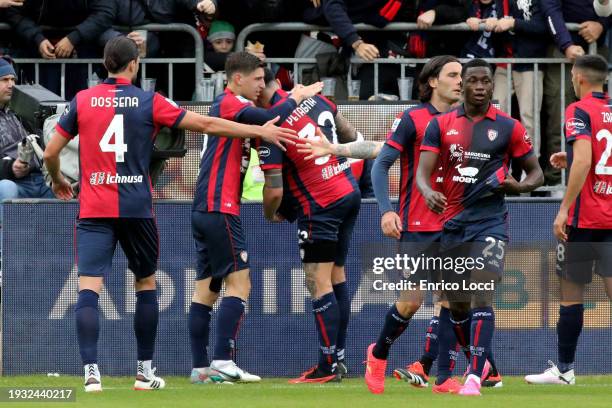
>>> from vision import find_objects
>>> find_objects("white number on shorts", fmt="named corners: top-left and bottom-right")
top-left (483, 237), bottom-right (505, 260)
top-left (556, 242), bottom-right (566, 263)
top-left (99, 114), bottom-right (128, 162)
top-left (595, 129), bottom-right (612, 175)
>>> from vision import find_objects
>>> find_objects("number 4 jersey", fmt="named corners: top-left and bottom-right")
top-left (257, 90), bottom-right (357, 215)
top-left (565, 91), bottom-right (612, 229)
top-left (56, 77), bottom-right (186, 218)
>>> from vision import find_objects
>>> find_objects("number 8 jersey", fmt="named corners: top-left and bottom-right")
top-left (56, 77), bottom-right (186, 218)
top-left (565, 91), bottom-right (612, 229)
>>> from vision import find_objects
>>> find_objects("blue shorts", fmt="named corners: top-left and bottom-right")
top-left (192, 211), bottom-right (249, 282)
top-left (297, 190), bottom-right (361, 265)
top-left (399, 231), bottom-right (442, 282)
top-left (76, 218), bottom-right (158, 280)
top-left (441, 216), bottom-right (508, 276)
top-left (556, 227), bottom-right (612, 284)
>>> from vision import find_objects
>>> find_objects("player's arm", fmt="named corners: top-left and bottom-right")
top-left (499, 122), bottom-right (544, 194)
top-left (43, 131), bottom-right (74, 200)
top-left (372, 144), bottom-right (402, 239)
top-left (516, 154), bottom-right (545, 193)
top-left (262, 168), bottom-right (284, 221)
top-left (417, 118), bottom-right (446, 213)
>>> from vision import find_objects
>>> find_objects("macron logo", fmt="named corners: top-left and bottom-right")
top-left (446, 129), bottom-right (459, 136)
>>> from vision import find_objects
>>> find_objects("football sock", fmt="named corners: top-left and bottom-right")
top-left (134, 290), bottom-right (159, 361)
top-left (76, 289), bottom-right (100, 365)
top-left (435, 307), bottom-right (459, 385)
top-left (420, 314), bottom-right (440, 371)
top-left (189, 302), bottom-right (213, 368)
top-left (312, 292), bottom-right (339, 373)
top-left (213, 296), bottom-right (245, 361)
top-left (469, 307), bottom-right (495, 378)
top-left (451, 310), bottom-right (472, 359)
top-left (333, 282), bottom-right (350, 362)
top-left (373, 303), bottom-right (410, 360)
top-left (557, 304), bottom-right (583, 373)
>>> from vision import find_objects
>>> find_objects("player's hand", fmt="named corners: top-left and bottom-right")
top-left (291, 82), bottom-right (324, 102)
top-left (51, 176), bottom-right (74, 201)
top-left (271, 212), bottom-right (285, 222)
top-left (354, 42), bottom-right (380, 61)
top-left (466, 18), bottom-right (481, 31)
top-left (495, 173), bottom-right (522, 194)
top-left (297, 130), bottom-right (333, 160)
top-left (423, 189), bottom-right (447, 214)
top-left (417, 10), bottom-right (436, 29)
top-left (54, 37), bottom-right (75, 58)
top-left (564, 45), bottom-right (585, 61)
top-left (550, 151), bottom-right (568, 169)
top-left (12, 160), bottom-right (30, 178)
top-left (381, 211), bottom-right (402, 240)
top-left (553, 209), bottom-right (569, 241)
top-left (579, 21), bottom-right (604, 43)
top-left (258, 116), bottom-right (298, 151)
top-left (197, 0), bottom-right (216, 14)
top-left (38, 39), bottom-right (56, 59)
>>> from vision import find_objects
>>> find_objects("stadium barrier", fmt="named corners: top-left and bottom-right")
top-left (0, 23), bottom-right (204, 101)
top-left (3, 199), bottom-right (612, 377)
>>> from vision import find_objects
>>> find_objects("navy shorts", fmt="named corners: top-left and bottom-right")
top-left (192, 211), bottom-right (249, 282)
top-left (76, 218), bottom-right (158, 280)
top-left (399, 231), bottom-right (442, 282)
top-left (556, 227), bottom-right (612, 284)
top-left (441, 216), bottom-right (508, 277)
top-left (297, 190), bottom-right (361, 265)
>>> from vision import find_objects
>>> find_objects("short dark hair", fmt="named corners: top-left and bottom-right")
top-left (225, 52), bottom-right (265, 79)
top-left (418, 55), bottom-right (461, 102)
top-left (103, 36), bottom-right (139, 74)
top-left (263, 67), bottom-right (276, 85)
top-left (461, 58), bottom-right (493, 77)
top-left (574, 54), bottom-right (609, 85)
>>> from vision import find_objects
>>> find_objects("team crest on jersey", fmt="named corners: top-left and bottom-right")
top-left (487, 129), bottom-right (498, 141)
top-left (240, 251), bottom-right (248, 263)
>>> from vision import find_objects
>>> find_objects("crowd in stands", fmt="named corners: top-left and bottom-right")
top-left (0, 0), bottom-right (611, 186)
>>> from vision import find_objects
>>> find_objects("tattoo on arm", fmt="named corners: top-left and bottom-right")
top-left (335, 111), bottom-right (358, 143)
top-left (264, 169), bottom-right (283, 188)
top-left (334, 141), bottom-right (382, 159)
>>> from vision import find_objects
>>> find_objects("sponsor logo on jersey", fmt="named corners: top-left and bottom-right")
top-left (321, 160), bottom-right (351, 180)
top-left (487, 129), bottom-right (498, 141)
top-left (566, 117), bottom-right (586, 131)
top-left (257, 146), bottom-right (271, 158)
top-left (593, 181), bottom-right (612, 195)
top-left (89, 172), bottom-right (144, 185)
top-left (446, 129), bottom-right (459, 136)
top-left (452, 164), bottom-right (479, 183)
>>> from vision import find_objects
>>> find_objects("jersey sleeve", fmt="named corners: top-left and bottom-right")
top-left (508, 120), bottom-right (534, 159)
top-left (565, 104), bottom-right (592, 143)
top-left (257, 141), bottom-right (284, 170)
top-left (55, 97), bottom-right (79, 139)
top-left (317, 95), bottom-right (337, 115)
top-left (420, 117), bottom-right (441, 154)
top-left (385, 111), bottom-right (416, 152)
top-left (152, 93), bottom-right (187, 128)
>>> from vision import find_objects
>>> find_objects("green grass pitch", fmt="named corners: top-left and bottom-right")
top-left (1, 376), bottom-right (611, 408)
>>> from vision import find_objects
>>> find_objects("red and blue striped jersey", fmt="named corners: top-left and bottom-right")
top-left (421, 103), bottom-right (533, 223)
top-left (56, 77), bottom-right (186, 219)
top-left (385, 103), bottom-right (443, 232)
top-left (192, 89), bottom-right (253, 216)
top-left (565, 91), bottom-right (612, 229)
top-left (257, 90), bottom-right (357, 215)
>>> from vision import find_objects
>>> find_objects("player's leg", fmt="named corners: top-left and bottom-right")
top-left (75, 219), bottom-right (116, 392)
top-left (331, 192), bottom-right (360, 377)
top-left (189, 212), bottom-right (223, 383)
top-left (204, 213), bottom-right (259, 382)
top-left (435, 299), bottom-right (470, 393)
top-left (118, 218), bottom-right (165, 390)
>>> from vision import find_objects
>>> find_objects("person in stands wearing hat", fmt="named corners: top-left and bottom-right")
top-left (204, 20), bottom-right (237, 72)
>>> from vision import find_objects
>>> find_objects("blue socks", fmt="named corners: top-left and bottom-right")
top-left (213, 296), bottom-right (245, 361)
top-left (189, 302), bottom-right (213, 368)
top-left (76, 289), bottom-right (100, 365)
top-left (435, 307), bottom-right (460, 385)
top-left (312, 292), bottom-right (339, 373)
top-left (557, 304), bottom-right (584, 373)
top-left (134, 290), bottom-right (159, 361)
top-left (373, 303), bottom-right (410, 360)
top-left (469, 307), bottom-right (495, 377)
top-left (333, 282), bottom-right (350, 363)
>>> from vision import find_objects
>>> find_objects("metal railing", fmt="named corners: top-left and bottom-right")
top-left (236, 22), bottom-right (604, 190)
top-left (0, 23), bottom-right (204, 100)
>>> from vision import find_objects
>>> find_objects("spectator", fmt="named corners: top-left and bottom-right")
top-left (204, 20), bottom-right (236, 72)
top-left (418, 0), bottom-right (470, 57)
top-left (594, 0), bottom-right (612, 16)
top-left (492, 0), bottom-right (551, 159)
top-left (461, 0), bottom-right (510, 59)
top-left (0, 57), bottom-right (53, 222)
top-left (541, 0), bottom-right (610, 185)
top-left (6, 0), bottom-right (113, 98)
top-left (0, 0), bottom-right (23, 9)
